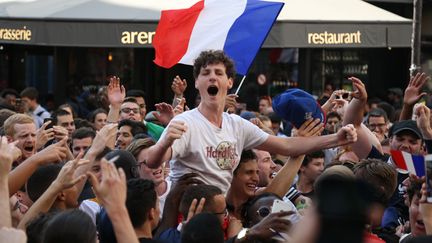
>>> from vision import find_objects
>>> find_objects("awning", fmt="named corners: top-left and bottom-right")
top-left (0, 0), bottom-right (412, 48)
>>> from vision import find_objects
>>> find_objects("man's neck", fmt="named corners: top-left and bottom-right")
top-left (197, 103), bottom-right (224, 128)
top-left (226, 188), bottom-right (249, 218)
top-left (155, 180), bottom-right (167, 196)
top-left (135, 223), bottom-right (153, 239)
top-left (296, 176), bottom-right (314, 194)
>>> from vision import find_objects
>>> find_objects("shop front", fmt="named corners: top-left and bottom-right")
top-left (0, 0), bottom-right (413, 108)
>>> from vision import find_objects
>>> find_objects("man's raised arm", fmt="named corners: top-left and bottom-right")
top-left (342, 77), bottom-right (382, 159)
top-left (256, 123), bottom-right (357, 158)
top-left (145, 120), bottom-right (186, 168)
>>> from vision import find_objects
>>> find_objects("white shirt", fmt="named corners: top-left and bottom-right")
top-left (32, 104), bottom-right (51, 128)
top-left (165, 108), bottom-right (269, 193)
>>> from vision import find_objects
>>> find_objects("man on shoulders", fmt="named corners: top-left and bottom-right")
top-left (146, 50), bottom-right (357, 193)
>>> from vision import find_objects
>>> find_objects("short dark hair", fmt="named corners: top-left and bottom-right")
top-left (20, 87), bottom-right (39, 100)
top-left (104, 150), bottom-right (139, 179)
top-left (327, 111), bottom-right (341, 121)
top-left (71, 127), bottom-right (96, 140)
top-left (193, 50), bottom-right (235, 79)
top-left (26, 211), bottom-right (57, 243)
top-left (377, 102), bottom-right (395, 122)
top-left (74, 118), bottom-right (95, 130)
top-left (268, 112), bottom-right (282, 123)
top-left (353, 159), bottom-right (397, 206)
top-left (126, 179), bottom-right (157, 227)
top-left (0, 88), bottom-right (19, 98)
top-left (51, 109), bottom-right (72, 125)
top-left (0, 108), bottom-right (16, 128)
top-left (181, 213), bottom-right (224, 243)
top-left (123, 97), bottom-right (139, 105)
top-left (126, 89), bottom-right (146, 100)
top-left (88, 108), bottom-right (107, 123)
top-left (367, 108), bottom-right (389, 123)
top-left (179, 184), bottom-right (223, 218)
top-left (234, 150), bottom-right (257, 175)
top-left (302, 150), bottom-right (325, 167)
top-left (26, 164), bottom-right (63, 202)
top-left (118, 119), bottom-right (147, 136)
top-left (43, 210), bottom-right (96, 243)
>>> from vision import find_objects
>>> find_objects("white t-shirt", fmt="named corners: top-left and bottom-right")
top-left (165, 108), bottom-right (269, 193)
top-left (79, 199), bottom-right (101, 224)
top-left (158, 179), bottom-right (172, 218)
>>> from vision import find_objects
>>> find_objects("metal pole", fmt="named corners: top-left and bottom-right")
top-left (410, 0), bottom-right (423, 76)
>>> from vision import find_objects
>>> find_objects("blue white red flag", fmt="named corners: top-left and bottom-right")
top-left (153, 0), bottom-right (284, 75)
top-left (390, 150), bottom-right (425, 177)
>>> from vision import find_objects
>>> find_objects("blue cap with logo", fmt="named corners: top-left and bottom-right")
top-left (272, 88), bottom-right (326, 129)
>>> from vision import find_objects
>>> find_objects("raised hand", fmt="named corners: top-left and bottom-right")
top-left (35, 121), bottom-right (55, 150)
top-left (336, 124), bottom-right (357, 146)
top-left (225, 94), bottom-right (238, 112)
top-left (404, 72), bottom-right (430, 106)
top-left (415, 104), bottom-right (432, 139)
top-left (33, 136), bottom-right (68, 165)
top-left (160, 120), bottom-right (187, 148)
top-left (51, 153), bottom-right (89, 191)
top-left (247, 212), bottom-right (293, 240)
top-left (52, 126), bottom-right (68, 141)
top-left (295, 119), bottom-right (324, 137)
top-left (107, 76), bottom-right (126, 106)
top-left (171, 75), bottom-right (187, 96)
top-left (173, 98), bottom-right (187, 116)
top-left (154, 103), bottom-right (175, 126)
top-left (0, 137), bottom-right (20, 176)
top-left (184, 198), bottom-right (206, 224)
top-left (349, 77), bottom-right (367, 101)
top-left (88, 123), bottom-right (118, 154)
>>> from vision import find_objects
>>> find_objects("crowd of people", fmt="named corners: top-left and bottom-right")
top-left (0, 49), bottom-right (432, 243)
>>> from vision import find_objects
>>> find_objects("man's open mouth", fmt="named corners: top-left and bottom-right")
top-left (24, 145), bottom-right (34, 152)
top-left (207, 86), bottom-right (219, 96)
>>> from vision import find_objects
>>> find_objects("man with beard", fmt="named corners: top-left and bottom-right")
top-left (146, 50), bottom-right (357, 194)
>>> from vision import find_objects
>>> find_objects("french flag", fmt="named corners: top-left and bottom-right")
top-left (390, 150), bottom-right (425, 177)
top-left (153, 0), bottom-right (284, 75)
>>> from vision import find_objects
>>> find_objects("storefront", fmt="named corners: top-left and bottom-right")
top-left (0, 0), bottom-right (413, 109)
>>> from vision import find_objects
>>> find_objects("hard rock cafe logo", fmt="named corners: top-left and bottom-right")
top-left (206, 141), bottom-right (238, 170)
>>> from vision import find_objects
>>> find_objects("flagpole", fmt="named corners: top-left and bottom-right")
top-left (234, 75), bottom-right (247, 95)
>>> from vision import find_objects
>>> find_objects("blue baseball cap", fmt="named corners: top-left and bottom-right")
top-left (272, 88), bottom-right (326, 129)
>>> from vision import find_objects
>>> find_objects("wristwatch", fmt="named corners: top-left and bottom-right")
top-left (236, 228), bottom-right (249, 240)
top-left (237, 228), bottom-right (249, 240)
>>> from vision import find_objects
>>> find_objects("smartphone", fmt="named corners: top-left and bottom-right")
top-left (425, 155), bottom-right (432, 203)
top-left (44, 118), bottom-right (54, 130)
top-left (271, 199), bottom-right (301, 224)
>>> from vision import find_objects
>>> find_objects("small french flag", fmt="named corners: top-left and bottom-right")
top-left (390, 150), bottom-right (425, 177)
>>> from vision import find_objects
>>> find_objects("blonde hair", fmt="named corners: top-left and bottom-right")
top-left (3, 113), bottom-right (34, 136)
top-left (126, 137), bottom-right (156, 158)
